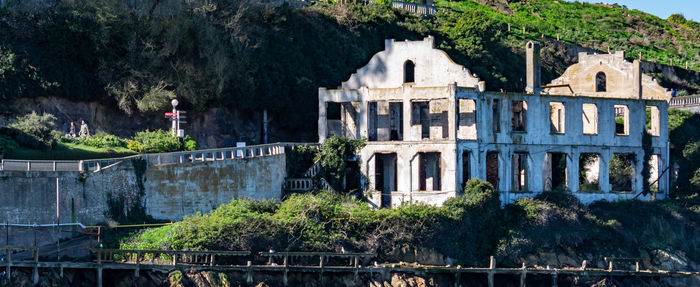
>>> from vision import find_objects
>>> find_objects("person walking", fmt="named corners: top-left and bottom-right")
top-left (79, 120), bottom-right (90, 138)
top-left (68, 121), bottom-right (76, 138)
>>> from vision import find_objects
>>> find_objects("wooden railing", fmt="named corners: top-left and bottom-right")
top-left (92, 248), bottom-right (250, 266)
top-left (1, 245), bottom-right (39, 281)
top-left (2, 246), bottom-right (699, 287)
top-left (259, 251), bottom-right (376, 268)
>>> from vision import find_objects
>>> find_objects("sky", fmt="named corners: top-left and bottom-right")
top-left (572, 0), bottom-right (700, 21)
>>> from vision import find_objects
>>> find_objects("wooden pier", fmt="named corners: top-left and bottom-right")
top-left (1, 246), bottom-right (698, 286)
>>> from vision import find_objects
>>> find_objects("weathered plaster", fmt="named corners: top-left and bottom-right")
top-left (319, 38), bottom-right (671, 207)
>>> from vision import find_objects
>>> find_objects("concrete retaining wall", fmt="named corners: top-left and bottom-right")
top-left (0, 153), bottom-right (285, 245)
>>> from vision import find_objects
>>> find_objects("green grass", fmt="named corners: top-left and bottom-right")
top-left (435, 0), bottom-right (700, 71)
top-left (5, 142), bottom-right (136, 160)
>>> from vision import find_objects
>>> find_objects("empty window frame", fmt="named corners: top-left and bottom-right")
top-left (579, 153), bottom-right (600, 191)
top-left (404, 60), bottom-right (415, 83)
top-left (549, 102), bottom-right (566, 134)
top-left (411, 101), bottom-right (430, 139)
top-left (512, 101), bottom-right (527, 132)
top-left (486, 152), bottom-right (500, 189)
top-left (368, 102), bottom-right (378, 141)
top-left (327, 102), bottom-right (341, 120)
top-left (646, 105), bottom-right (660, 137)
top-left (610, 153), bottom-right (635, 192)
top-left (326, 102), bottom-right (343, 138)
top-left (462, 150), bottom-right (471, 189)
top-left (512, 152), bottom-right (529, 191)
top-left (648, 154), bottom-right (660, 192)
top-left (418, 152), bottom-right (441, 191)
top-left (492, 99), bottom-right (501, 132)
top-left (582, 103), bottom-right (598, 135)
top-left (375, 153), bottom-right (398, 208)
top-left (430, 99), bottom-right (450, 139)
top-left (543, 152), bottom-right (567, 191)
top-left (614, 105), bottom-right (629, 136)
top-left (389, 102), bottom-right (403, 140)
top-left (458, 99), bottom-right (477, 139)
top-left (596, 72), bottom-right (606, 92)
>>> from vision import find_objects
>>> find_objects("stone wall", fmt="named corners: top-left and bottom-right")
top-left (0, 153), bottom-right (285, 245)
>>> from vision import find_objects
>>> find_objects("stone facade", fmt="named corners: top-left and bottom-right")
top-left (318, 36), bottom-right (671, 207)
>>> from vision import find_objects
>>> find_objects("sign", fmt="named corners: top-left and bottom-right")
top-left (165, 112), bottom-right (177, 116)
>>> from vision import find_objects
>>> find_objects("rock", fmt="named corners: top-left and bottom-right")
top-left (652, 249), bottom-right (689, 271)
top-left (390, 273), bottom-right (428, 287)
top-left (1, 96), bottom-right (314, 150)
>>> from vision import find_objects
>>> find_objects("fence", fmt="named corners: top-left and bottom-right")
top-left (1, 142), bottom-right (317, 173)
top-left (391, 1), bottom-right (436, 17)
top-left (0, 160), bottom-right (83, 172)
top-left (670, 94), bottom-right (700, 108)
top-left (1, 246), bottom-right (698, 287)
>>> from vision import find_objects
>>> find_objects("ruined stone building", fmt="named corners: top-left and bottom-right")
top-left (318, 36), bottom-right (671, 207)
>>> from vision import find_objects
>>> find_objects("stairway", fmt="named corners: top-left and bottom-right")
top-left (284, 159), bottom-right (335, 193)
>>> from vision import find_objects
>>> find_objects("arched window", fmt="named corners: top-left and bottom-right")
top-left (595, 72), bottom-right (606, 92)
top-left (404, 60), bottom-right (415, 83)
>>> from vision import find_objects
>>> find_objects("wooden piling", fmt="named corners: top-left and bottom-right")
top-left (97, 266), bottom-right (103, 287)
top-left (32, 249), bottom-right (39, 285)
top-left (5, 248), bottom-right (10, 280)
top-left (135, 250), bottom-right (141, 277)
top-left (488, 256), bottom-right (495, 287)
top-left (246, 261), bottom-right (253, 284)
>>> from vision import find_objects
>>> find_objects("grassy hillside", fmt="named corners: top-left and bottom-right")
top-left (439, 0), bottom-right (700, 72)
top-left (0, 0), bottom-right (698, 133)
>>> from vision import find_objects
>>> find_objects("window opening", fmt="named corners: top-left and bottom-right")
top-left (404, 60), bottom-right (415, 83)
top-left (596, 72), bottom-right (606, 92)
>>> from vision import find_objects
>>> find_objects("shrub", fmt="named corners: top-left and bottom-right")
top-left (78, 132), bottom-right (127, 148)
top-left (128, 130), bottom-right (199, 153)
top-left (182, 135), bottom-right (197, 151)
top-left (0, 134), bottom-right (18, 156)
top-left (130, 130), bottom-right (182, 153)
top-left (317, 136), bottom-right (366, 191)
top-left (126, 140), bottom-right (143, 153)
top-left (7, 111), bottom-right (57, 150)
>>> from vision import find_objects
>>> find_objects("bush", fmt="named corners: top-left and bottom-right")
top-left (317, 136), bottom-right (366, 191)
top-left (128, 130), bottom-right (199, 153)
top-left (7, 111), bottom-right (57, 150)
top-left (130, 130), bottom-right (182, 153)
top-left (78, 132), bottom-right (127, 148)
top-left (182, 135), bottom-right (197, 151)
top-left (0, 134), bottom-right (18, 156)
